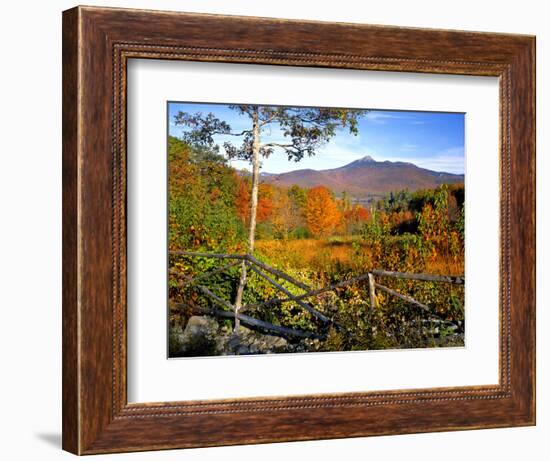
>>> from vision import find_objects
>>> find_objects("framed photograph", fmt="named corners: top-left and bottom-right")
top-left (62, 6), bottom-right (535, 455)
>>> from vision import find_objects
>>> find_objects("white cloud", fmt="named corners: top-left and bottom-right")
top-left (364, 112), bottom-right (405, 124)
top-left (387, 147), bottom-right (464, 174)
top-left (363, 112), bottom-right (429, 126)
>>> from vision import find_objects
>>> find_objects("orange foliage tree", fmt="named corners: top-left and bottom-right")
top-left (270, 188), bottom-right (293, 238)
top-left (417, 185), bottom-right (460, 262)
top-left (235, 177), bottom-right (251, 224)
top-left (305, 186), bottom-right (342, 237)
top-left (235, 179), bottom-right (273, 224)
top-left (342, 204), bottom-right (370, 234)
top-left (256, 184), bottom-right (274, 223)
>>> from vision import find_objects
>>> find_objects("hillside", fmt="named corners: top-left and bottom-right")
top-left (261, 155), bottom-right (464, 197)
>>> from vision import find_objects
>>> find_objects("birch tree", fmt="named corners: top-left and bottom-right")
top-left (174, 105), bottom-right (366, 332)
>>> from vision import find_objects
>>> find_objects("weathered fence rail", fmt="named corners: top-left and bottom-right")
top-left (169, 250), bottom-right (464, 340)
top-left (247, 264), bottom-right (330, 323)
top-left (371, 269), bottom-right (464, 285)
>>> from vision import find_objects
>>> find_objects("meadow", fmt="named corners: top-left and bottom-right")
top-left (255, 236), bottom-right (464, 276)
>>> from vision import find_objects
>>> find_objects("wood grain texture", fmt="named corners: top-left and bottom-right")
top-left (62, 5), bottom-right (536, 455)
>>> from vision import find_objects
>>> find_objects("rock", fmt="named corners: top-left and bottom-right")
top-left (179, 316), bottom-right (219, 356)
top-left (236, 346), bottom-right (251, 355)
top-left (261, 335), bottom-right (288, 350)
top-left (221, 327), bottom-right (289, 355)
top-left (168, 324), bottom-right (185, 355)
top-left (177, 317), bottom-right (298, 356)
top-left (226, 328), bottom-right (247, 351)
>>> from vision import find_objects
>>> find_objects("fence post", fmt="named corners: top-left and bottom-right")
top-left (368, 272), bottom-right (377, 312)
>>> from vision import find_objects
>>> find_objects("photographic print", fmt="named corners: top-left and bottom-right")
top-left (168, 103), bottom-right (465, 358)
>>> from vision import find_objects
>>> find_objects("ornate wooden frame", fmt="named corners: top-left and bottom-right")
top-left (62, 5), bottom-right (536, 455)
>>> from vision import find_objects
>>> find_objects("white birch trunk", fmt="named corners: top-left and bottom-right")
top-left (233, 107), bottom-right (261, 332)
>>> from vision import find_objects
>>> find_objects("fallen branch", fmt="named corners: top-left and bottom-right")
top-left (178, 304), bottom-right (324, 340)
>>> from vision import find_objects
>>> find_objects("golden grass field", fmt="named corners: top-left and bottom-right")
top-left (255, 237), bottom-right (464, 276)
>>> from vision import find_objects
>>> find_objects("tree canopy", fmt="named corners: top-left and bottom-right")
top-left (174, 105), bottom-right (368, 162)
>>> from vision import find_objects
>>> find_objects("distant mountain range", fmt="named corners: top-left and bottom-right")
top-left (260, 155), bottom-right (464, 197)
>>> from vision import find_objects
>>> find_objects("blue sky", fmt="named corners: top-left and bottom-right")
top-left (168, 102), bottom-right (465, 174)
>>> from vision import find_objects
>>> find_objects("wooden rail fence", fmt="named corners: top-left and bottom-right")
top-left (170, 251), bottom-right (464, 340)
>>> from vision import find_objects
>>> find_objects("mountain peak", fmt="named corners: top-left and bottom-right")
top-left (344, 155), bottom-right (376, 167)
top-left (344, 155), bottom-right (376, 168)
